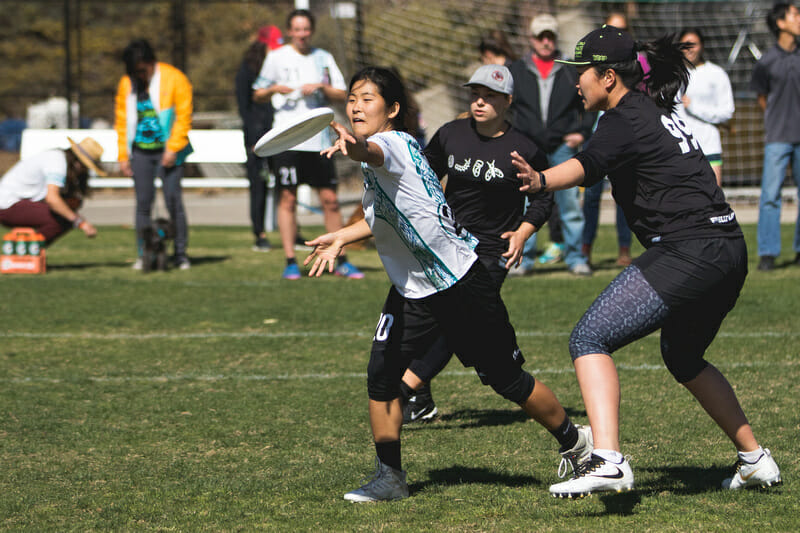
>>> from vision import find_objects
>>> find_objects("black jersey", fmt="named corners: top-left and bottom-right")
top-left (423, 118), bottom-right (553, 258)
top-left (574, 91), bottom-right (741, 247)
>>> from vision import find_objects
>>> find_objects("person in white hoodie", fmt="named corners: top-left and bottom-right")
top-left (677, 28), bottom-right (735, 186)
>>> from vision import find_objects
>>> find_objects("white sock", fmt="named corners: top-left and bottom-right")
top-left (593, 448), bottom-right (624, 463)
top-left (738, 447), bottom-right (764, 463)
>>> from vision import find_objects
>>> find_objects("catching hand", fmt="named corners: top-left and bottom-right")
top-left (303, 232), bottom-right (343, 277)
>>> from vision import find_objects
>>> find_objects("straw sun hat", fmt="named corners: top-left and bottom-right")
top-left (67, 136), bottom-right (107, 176)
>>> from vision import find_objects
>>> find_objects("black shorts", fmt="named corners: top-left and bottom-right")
top-left (571, 237), bottom-right (747, 382)
top-left (269, 151), bottom-right (338, 189)
top-left (368, 261), bottom-right (524, 401)
top-left (633, 237), bottom-right (746, 380)
top-left (633, 236), bottom-right (747, 310)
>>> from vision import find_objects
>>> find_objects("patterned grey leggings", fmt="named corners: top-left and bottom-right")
top-left (569, 265), bottom-right (669, 360)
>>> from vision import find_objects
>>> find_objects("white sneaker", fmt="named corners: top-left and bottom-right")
top-left (550, 453), bottom-right (634, 499)
top-left (558, 425), bottom-right (594, 478)
top-left (132, 258), bottom-right (143, 270)
top-left (344, 458), bottom-right (409, 502)
top-left (721, 448), bottom-right (781, 489)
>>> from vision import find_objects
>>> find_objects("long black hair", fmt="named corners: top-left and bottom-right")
top-left (122, 39), bottom-right (157, 93)
top-left (348, 67), bottom-right (408, 132)
top-left (592, 34), bottom-right (690, 112)
top-left (678, 27), bottom-right (706, 63)
top-left (62, 149), bottom-right (91, 200)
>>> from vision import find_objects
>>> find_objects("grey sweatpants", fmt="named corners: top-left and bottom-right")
top-left (131, 148), bottom-right (188, 258)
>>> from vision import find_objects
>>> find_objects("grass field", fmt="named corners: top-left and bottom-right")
top-left (2, 224), bottom-right (799, 531)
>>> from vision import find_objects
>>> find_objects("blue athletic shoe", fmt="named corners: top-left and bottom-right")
top-left (335, 261), bottom-right (364, 279)
top-left (282, 263), bottom-right (301, 280)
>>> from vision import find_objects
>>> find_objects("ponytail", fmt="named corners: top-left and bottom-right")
top-left (637, 35), bottom-right (690, 111)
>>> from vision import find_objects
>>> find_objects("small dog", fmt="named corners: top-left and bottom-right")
top-left (141, 217), bottom-right (174, 272)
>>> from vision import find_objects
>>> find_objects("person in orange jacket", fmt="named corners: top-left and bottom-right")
top-left (115, 39), bottom-right (193, 270)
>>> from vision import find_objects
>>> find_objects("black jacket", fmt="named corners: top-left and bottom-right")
top-left (509, 55), bottom-right (596, 153)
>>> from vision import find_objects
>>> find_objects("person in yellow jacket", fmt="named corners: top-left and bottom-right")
top-left (115, 39), bottom-right (193, 270)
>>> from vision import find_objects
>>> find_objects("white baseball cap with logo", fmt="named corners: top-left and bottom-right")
top-left (463, 64), bottom-right (514, 95)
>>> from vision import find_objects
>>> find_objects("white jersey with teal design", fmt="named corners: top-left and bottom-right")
top-left (362, 131), bottom-right (478, 299)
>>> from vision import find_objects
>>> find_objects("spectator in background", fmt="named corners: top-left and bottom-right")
top-left (510, 14), bottom-right (596, 276)
top-left (236, 25), bottom-right (283, 252)
top-left (0, 137), bottom-right (102, 244)
top-left (115, 39), bottom-right (193, 270)
top-left (678, 28), bottom-right (735, 187)
top-left (751, 2), bottom-right (800, 271)
top-left (479, 30), bottom-right (518, 67)
top-left (253, 9), bottom-right (363, 280)
top-left (581, 12), bottom-right (634, 267)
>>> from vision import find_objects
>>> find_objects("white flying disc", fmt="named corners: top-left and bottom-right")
top-left (253, 107), bottom-right (335, 157)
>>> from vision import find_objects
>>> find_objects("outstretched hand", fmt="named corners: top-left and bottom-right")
top-left (303, 232), bottom-right (344, 277)
top-left (511, 151), bottom-right (543, 193)
top-left (320, 121), bottom-right (358, 159)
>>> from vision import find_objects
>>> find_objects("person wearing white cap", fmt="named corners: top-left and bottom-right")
top-left (0, 137), bottom-right (103, 244)
top-left (509, 13), bottom-right (597, 276)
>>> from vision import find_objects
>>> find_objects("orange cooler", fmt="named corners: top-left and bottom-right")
top-left (1, 227), bottom-right (46, 274)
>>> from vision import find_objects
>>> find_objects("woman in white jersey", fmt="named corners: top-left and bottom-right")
top-left (304, 66), bottom-right (593, 502)
top-left (678, 28), bottom-right (734, 186)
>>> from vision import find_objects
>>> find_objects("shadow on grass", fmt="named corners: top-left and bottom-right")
top-left (405, 406), bottom-right (588, 431)
top-left (410, 465), bottom-right (542, 494)
top-left (639, 464), bottom-right (737, 495)
top-left (47, 260), bottom-right (133, 270)
top-left (181, 254), bottom-right (229, 266)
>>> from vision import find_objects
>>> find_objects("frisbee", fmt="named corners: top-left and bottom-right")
top-left (253, 107), bottom-right (335, 157)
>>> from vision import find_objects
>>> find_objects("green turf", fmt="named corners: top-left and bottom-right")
top-left (1, 224), bottom-right (798, 531)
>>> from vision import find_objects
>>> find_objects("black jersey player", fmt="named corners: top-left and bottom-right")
top-left (516, 26), bottom-right (781, 498)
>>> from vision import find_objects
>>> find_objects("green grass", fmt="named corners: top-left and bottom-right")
top-left (2, 224), bottom-right (799, 531)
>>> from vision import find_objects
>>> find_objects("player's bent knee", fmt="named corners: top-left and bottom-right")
top-left (367, 377), bottom-right (401, 402)
top-left (569, 328), bottom-right (612, 361)
top-left (489, 369), bottom-right (535, 404)
top-left (662, 347), bottom-right (710, 383)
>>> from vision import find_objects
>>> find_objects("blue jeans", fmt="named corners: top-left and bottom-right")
top-left (757, 142), bottom-right (800, 258)
top-left (582, 179), bottom-right (631, 248)
top-left (521, 143), bottom-right (587, 269)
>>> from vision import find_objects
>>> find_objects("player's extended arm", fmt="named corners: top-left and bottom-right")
top-left (304, 219), bottom-right (372, 277)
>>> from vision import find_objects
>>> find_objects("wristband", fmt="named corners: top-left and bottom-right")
top-left (538, 171), bottom-right (547, 191)
top-left (72, 216), bottom-right (84, 228)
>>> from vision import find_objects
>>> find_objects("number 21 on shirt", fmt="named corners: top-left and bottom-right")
top-left (661, 113), bottom-right (700, 155)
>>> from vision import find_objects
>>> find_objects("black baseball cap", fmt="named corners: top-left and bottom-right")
top-left (556, 25), bottom-right (636, 66)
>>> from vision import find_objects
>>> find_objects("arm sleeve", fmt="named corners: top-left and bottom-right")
top-left (43, 152), bottom-right (67, 188)
top-left (421, 128), bottom-right (447, 178)
top-left (685, 68), bottom-right (735, 124)
top-left (368, 133), bottom-right (403, 177)
top-left (326, 54), bottom-right (347, 91)
top-left (574, 111), bottom-right (637, 187)
top-left (166, 70), bottom-right (193, 154)
top-left (252, 54), bottom-right (274, 90)
top-left (522, 148), bottom-right (553, 228)
top-left (751, 58), bottom-right (769, 96)
top-left (234, 63), bottom-right (250, 120)
top-left (114, 76), bottom-right (131, 162)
